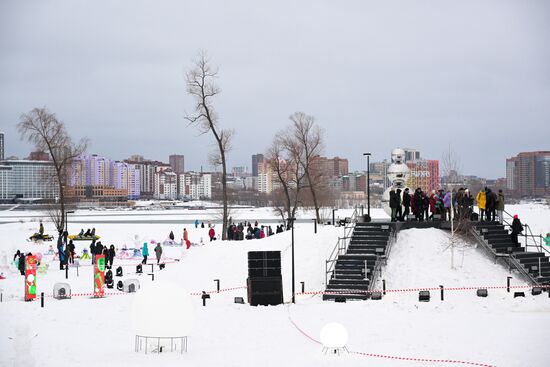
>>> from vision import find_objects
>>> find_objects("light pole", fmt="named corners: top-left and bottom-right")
top-left (289, 217), bottom-right (296, 303)
top-left (65, 210), bottom-right (75, 233)
top-left (363, 153), bottom-right (371, 220)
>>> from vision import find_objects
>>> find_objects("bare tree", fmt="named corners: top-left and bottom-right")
top-left (441, 143), bottom-right (462, 188)
top-left (267, 131), bottom-right (306, 223)
top-left (18, 107), bottom-right (88, 233)
top-left (290, 112), bottom-right (325, 224)
top-left (185, 51), bottom-right (232, 240)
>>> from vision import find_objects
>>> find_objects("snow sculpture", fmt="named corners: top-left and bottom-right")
top-left (320, 322), bottom-right (349, 355)
top-left (381, 148), bottom-right (410, 216)
top-left (131, 281), bottom-right (194, 354)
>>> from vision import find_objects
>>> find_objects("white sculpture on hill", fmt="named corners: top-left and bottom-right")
top-left (381, 148), bottom-right (410, 217)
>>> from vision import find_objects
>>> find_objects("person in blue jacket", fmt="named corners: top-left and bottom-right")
top-left (141, 242), bottom-right (149, 264)
top-left (57, 232), bottom-right (66, 270)
top-left (194, 219), bottom-right (200, 229)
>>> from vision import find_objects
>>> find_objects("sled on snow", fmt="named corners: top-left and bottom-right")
top-left (68, 234), bottom-right (101, 241)
top-left (28, 233), bottom-right (54, 242)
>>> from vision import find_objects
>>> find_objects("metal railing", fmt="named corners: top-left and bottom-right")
top-left (471, 214), bottom-right (549, 286)
top-left (502, 209), bottom-right (550, 255)
top-left (368, 225), bottom-right (397, 294)
top-left (325, 207), bottom-right (359, 286)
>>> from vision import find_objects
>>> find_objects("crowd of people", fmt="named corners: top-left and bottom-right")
top-left (389, 186), bottom-right (507, 224)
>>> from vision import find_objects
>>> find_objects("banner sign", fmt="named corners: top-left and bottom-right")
top-left (94, 255), bottom-right (106, 297)
top-left (25, 255), bottom-right (37, 301)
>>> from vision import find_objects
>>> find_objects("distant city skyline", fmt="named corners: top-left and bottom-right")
top-left (1, 1), bottom-right (549, 179)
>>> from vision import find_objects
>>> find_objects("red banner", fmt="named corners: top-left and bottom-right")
top-left (94, 255), bottom-right (105, 297)
top-left (25, 255), bottom-right (37, 301)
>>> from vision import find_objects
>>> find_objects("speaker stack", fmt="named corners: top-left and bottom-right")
top-left (247, 251), bottom-right (283, 306)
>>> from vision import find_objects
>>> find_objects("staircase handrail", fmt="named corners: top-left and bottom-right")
top-left (325, 207), bottom-right (359, 286)
top-left (524, 224), bottom-right (550, 256)
top-left (501, 209), bottom-right (549, 254)
top-left (368, 226), bottom-right (397, 294)
top-left (470, 226), bottom-right (546, 286)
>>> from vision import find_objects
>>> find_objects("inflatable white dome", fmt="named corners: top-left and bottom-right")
top-left (130, 281), bottom-right (194, 337)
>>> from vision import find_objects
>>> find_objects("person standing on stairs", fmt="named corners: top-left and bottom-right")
top-left (496, 189), bottom-right (505, 225)
top-left (402, 188), bottom-right (411, 221)
top-left (476, 188), bottom-right (486, 221)
top-left (510, 215), bottom-right (523, 246)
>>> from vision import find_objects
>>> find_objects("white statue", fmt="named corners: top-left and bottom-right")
top-left (381, 148), bottom-right (410, 217)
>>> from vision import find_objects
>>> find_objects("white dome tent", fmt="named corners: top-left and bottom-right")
top-left (130, 281), bottom-right (194, 354)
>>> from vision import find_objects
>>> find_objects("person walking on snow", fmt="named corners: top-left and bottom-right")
top-left (184, 228), bottom-right (190, 249)
top-left (141, 242), bottom-right (149, 264)
top-left (208, 227), bottom-right (215, 242)
top-left (194, 219), bottom-right (199, 229)
top-left (154, 242), bottom-right (162, 264)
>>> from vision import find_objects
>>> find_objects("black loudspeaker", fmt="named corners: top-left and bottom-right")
top-left (370, 291), bottom-right (383, 300)
top-left (136, 264), bottom-right (142, 274)
top-left (105, 270), bottom-right (113, 282)
top-left (419, 291), bottom-right (430, 302)
top-left (477, 289), bottom-right (488, 297)
top-left (117, 281), bottom-right (124, 291)
top-left (247, 277), bottom-right (283, 306)
top-left (248, 251), bottom-right (281, 278)
top-left (116, 266), bottom-right (123, 277)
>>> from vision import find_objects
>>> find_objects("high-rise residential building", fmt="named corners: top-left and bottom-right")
top-left (180, 172), bottom-right (212, 200)
top-left (169, 154), bottom-right (185, 174)
top-left (112, 161), bottom-right (140, 200)
top-left (29, 151), bottom-right (49, 161)
top-left (406, 160), bottom-right (439, 193)
top-left (232, 166), bottom-right (248, 177)
top-left (311, 156), bottom-right (349, 177)
top-left (128, 154), bottom-right (145, 162)
top-left (340, 173), bottom-right (366, 192)
top-left (506, 151), bottom-right (550, 197)
top-left (124, 159), bottom-right (169, 199)
top-left (257, 160), bottom-right (274, 193)
top-left (252, 154), bottom-right (264, 177)
top-left (69, 155), bottom-right (140, 200)
top-left (0, 165), bottom-right (12, 200)
top-left (0, 131), bottom-right (4, 161)
top-left (154, 168), bottom-right (177, 200)
top-left (0, 160), bottom-right (58, 200)
top-left (403, 148), bottom-right (421, 162)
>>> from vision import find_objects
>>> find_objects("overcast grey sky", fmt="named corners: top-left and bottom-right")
top-left (1, 0), bottom-right (549, 178)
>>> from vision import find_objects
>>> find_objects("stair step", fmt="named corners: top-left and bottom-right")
top-left (328, 282), bottom-right (370, 288)
top-left (322, 293), bottom-right (368, 301)
top-left (513, 252), bottom-right (546, 259)
top-left (326, 284), bottom-right (370, 291)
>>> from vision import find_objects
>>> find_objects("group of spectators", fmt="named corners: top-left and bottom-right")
top-left (225, 221), bottom-right (277, 241)
top-left (89, 240), bottom-right (116, 268)
top-left (389, 186), bottom-right (506, 224)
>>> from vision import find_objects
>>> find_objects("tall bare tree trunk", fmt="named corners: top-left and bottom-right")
top-left (185, 51), bottom-right (233, 240)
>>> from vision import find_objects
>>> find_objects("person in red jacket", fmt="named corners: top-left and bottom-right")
top-left (208, 227), bottom-right (215, 242)
top-left (429, 191), bottom-right (437, 220)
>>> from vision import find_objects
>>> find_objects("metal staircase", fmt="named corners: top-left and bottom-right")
top-left (324, 222), bottom-right (394, 301)
top-left (472, 219), bottom-right (550, 287)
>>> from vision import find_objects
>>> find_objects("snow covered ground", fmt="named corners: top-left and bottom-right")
top-left (1, 204), bottom-right (549, 367)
